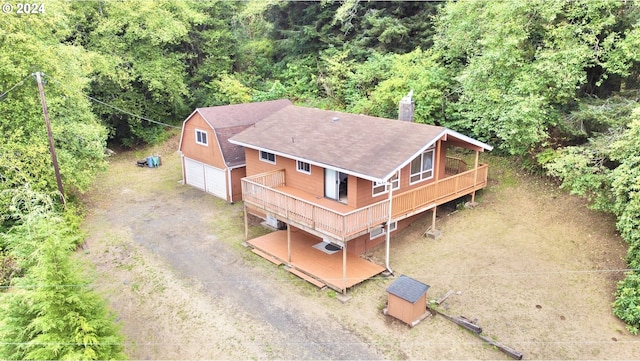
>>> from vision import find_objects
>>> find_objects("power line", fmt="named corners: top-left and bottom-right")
top-left (43, 73), bottom-right (181, 129)
top-left (0, 74), bottom-right (32, 100)
top-left (2, 73), bottom-right (181, 129)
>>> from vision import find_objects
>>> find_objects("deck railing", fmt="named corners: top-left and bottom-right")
top-left (392, 163), bottom-right (488, 219)
top-left (445, 156), bottom-right (468, 175)
top-left (243, 164), bottom-right (488, 241)
top-left (242, 170), bottom-right (389, 241)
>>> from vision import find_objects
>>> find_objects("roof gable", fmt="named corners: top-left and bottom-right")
top-left (180, 99), bottom-right (292, 168)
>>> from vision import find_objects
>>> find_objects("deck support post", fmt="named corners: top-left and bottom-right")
top-left (342, 245), bottom-right (347, 295)
top-left (431, 206), bottom-right (437, 230)
top-left (287, 224), bottom-right (292, 263)
top-left (385, 178), bottom-right (394, 274)
top-left (471, 150), bottom-right (480, 204)
top-left (434, 140), bottom-right (442, 181)
top-left (425, 206), bottom-right (442, 239)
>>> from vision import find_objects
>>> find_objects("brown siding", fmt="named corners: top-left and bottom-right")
top-left (180, 112), bottom-right (226, 169)
top-left (356, 177), bottom-right (381, 208)
top-left (387, 292), bottom-right (427, 325)
top-left (246, 148), bottom-right (324, 197)
top-left (231, 167), bottom-right (246, 202)
top-left (346, 175), bottom-right (358, 207)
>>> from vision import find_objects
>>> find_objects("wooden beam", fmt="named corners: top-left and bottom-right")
top-left (436, 290), bottom-right (455, 305)
top-left (434, 140), bottom-right (441, 180)
top-left (478, 335), bottom-right (523, 360)
top-left (472, 150), bottom-right (479, 203)
top-left (251, 248), bottom-right (283, 266)
top-left (288, 267), bottom-right (326, 288)
top-left (431, 206), bottom-right (437, 231)
top-left (342, 245), bottom-right (347, 295)
top-left (434, 309), bottom-right (482, 334)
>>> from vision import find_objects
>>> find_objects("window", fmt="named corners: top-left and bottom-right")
top-left (259, 150), bottom-right (276, 164)
top-left (370, 221), bottom-right (397, 240)
top-left (372, 172), bottom-right (400, 196)
top-left (410, 149), bottom-right (435, 184)
top-left (296, 160), bottom-right (311, 174)
top-left (195, 129), bottom-right (208, 146)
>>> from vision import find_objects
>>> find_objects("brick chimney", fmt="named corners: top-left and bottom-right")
top-left (398, 90), bottom-right (415, 122)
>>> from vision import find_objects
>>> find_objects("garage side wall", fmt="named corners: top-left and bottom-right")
top-left (231, 167), bottom-right (246, 202)
top-left (180, 112), bottom-right (226, 169)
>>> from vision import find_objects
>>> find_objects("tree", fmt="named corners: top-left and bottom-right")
top-left (0, 0), bottom-right (107, 205)
top-left (431, 0), bottom-right (640, 154)
top-left (346, 49), bottom-right (451, 123)
top-left (0, 213), bottom-right (125, 360)
top-left (73, 0), bottom-right (206, 145)
top-left (543, 103), bottom-right (640, 334)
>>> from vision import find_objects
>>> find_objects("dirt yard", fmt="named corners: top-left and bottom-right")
top-left (80, 136), bottom-right (638, 360)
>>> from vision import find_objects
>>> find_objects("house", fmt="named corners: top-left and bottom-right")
top-left (178, 99), bottom-right (292, 202)
top-left (228, 98), bottom-right (493, 294)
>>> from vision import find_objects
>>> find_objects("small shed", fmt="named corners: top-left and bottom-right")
top-left (385, 275), bottom-right (430, 326)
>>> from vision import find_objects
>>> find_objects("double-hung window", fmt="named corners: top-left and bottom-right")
top-left (195, 129), bottom-right (208, 146)
top-left (410, 149), bottom-right (435, 184)
top-left (296, 160), bottom-right (311, 174)
top-left (372, 172), bottom-right (400, 196)
top-left (259, 150), bottom-right (276, 164)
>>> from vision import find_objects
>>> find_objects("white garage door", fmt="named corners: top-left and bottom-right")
top-left (184, 158), bottom-right (206, 191)
top-left (204, 165), bottom-right (226, 199)
top-left (184, 158), bottom-right (227, 199)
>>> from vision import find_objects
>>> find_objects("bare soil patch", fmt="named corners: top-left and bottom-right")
top-left (81, 137), bottom-right (638, 360)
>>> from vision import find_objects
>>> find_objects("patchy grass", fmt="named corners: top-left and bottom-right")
top-left (80, 135), bottom-right (637, 360)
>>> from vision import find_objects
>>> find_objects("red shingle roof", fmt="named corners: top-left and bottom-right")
top-left (230, 105), bottom-right (453, 181)
top-left (190, 99), bottom-right (292, 168)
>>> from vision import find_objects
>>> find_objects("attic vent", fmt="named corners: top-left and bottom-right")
top-left (332, 117), bottom-right (339, 122)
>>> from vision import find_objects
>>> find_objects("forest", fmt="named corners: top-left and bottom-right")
top-left (1, 0), bottom-right (640, 358)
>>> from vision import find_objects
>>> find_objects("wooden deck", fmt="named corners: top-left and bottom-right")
top-left (247, 230), bottom-right (385, 292)
top-left (243, 172), bottom-right (389, 242)
top-left (242, 164), bottom-right (488, 243)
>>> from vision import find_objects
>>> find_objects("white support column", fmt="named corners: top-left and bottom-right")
top-left (287, 224), bottom-right (292, 263)
top-left (385, 178), bottom-right (394, 274)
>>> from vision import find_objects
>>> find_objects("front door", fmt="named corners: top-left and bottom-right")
top-left (324, 169), bottom-right (339, 200)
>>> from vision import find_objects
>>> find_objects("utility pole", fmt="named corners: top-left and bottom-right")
top-left (34, 72), bottom-right (65, 206)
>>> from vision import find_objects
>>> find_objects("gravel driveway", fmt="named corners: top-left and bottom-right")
top-left (83, 148), bottom-right (382, 360)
